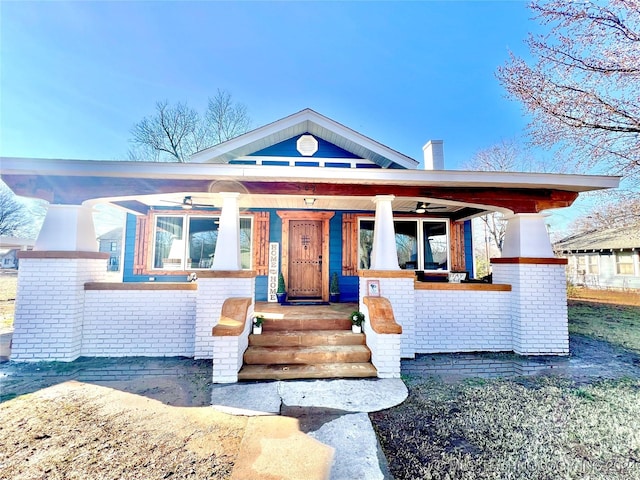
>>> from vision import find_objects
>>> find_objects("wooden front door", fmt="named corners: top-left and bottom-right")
top-left (288, 220), bottom-right (323, 298)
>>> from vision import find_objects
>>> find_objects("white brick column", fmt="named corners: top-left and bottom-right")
top-left (492, 261), bottom-right (568, 355)
top-left (493, 213), bottom-right (568, 355)
top-left (194, 272), bottom-right (255, 359)
top-left (359, 272), bottom-right (416, 358)
top-left (11, 252), bottom-right (108, 361)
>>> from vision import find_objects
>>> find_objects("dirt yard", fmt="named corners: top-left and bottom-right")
top-left (0, 381), bottom-right (247, 480)
top-left (569, 286), bottom-right (640, 306)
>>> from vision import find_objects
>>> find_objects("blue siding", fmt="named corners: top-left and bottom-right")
top-left (122, 213), bottom-right (137, 281)
top-left (250, 134), bottom-right (359, 159)
top-left (464, 219), bottom-right (474, 278)
top-left (328, 212), bottom-right (359, 302)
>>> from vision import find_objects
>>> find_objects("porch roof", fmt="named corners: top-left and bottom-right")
top-left (0, 157), bottom-right (620, 215)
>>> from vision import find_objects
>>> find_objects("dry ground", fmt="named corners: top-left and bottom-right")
top-left (569, 286), bottom-right (640, 306)
top-left (2, 274), bottom-right (640, 479)
top-left (0, 381), bottom-right (246, 480)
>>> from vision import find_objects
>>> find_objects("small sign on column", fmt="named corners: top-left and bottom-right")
top-left (268, 242), bottom-right (279, 302)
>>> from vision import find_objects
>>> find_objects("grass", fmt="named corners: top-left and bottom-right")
top-left (371, 376), bottom-right (640, 480)
top-left (569, 301), bottom-right (640, 353)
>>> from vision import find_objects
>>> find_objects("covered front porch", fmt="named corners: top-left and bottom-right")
top-left (0, 109), bottom-right (619, 382)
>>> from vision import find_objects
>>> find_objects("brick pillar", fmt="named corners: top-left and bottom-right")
top-left (359, 271), bottom-right (416, 359)
top-left (492, 260), bottom-right (568, 355)
top-left (493, 213), bottom-right (568, 355)
top-left (12, 252), bottom-right (108, 361)
top-left (194, 272), bottom-right (255, 359)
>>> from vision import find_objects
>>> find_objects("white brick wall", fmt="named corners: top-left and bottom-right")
top-left (360, 302), bottom-right (402, 378)
top-left (12, 257), bottom-right (107, 361)
top-left (493, 263), bottom-right (568, 355)
top-left (211, 316), bottom-right (252, 383)
top-left (414, 290), bottom-right (512, 353)
top-left (194, 277), bottom-right (255, 359)
top-left (83, 290), bottom-right (197, 357)
top-left (360, 276), bottom-right (416, 358)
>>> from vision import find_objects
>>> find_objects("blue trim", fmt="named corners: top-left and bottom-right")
top-left (229, 160), bottom-right (257, 165)
top-left (325, 162), bottom-right (351, 168)
top-left (464, 220), bottom-right (474, 278)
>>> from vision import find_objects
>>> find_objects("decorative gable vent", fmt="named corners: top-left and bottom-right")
top-left (296, 134), bottom-right (319, 156)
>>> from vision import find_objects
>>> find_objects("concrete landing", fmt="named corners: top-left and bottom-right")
top-left (212, 378), bottom-right (407, 480)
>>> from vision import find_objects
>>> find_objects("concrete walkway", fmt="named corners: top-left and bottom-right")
top-left (212, 379), bottom-right (407, 480)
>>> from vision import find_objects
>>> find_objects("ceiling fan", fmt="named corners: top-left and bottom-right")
top-left (160, 196), bottom-right (215, 210)
top-left (414, 202), bottom-right (448, 214)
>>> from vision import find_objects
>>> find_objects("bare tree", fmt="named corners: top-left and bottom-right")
top-left (0, 184), bottom-right (34, 237)
top-left (206, 90), bottom-right (251, 146)
top-left (463, 139), bottom-right (555, 252)
top-left (129, 90), bottom-right (251, 162)
top-left (569, 194), bottom-right (640, 233)
top-left (497, 0), bottom-right (640, 182)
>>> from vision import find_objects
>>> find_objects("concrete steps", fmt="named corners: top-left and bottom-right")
top-left (239, 305), bottom-right (377, 380)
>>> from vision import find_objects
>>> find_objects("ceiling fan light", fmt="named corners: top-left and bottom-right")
top-left (415, 202), bottom-right (427, 214)
top-left (182, 196), bottom-right (193, 210)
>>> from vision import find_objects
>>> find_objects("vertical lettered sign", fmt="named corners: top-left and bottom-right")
top-left (268, 242), bottom-right (279, 302)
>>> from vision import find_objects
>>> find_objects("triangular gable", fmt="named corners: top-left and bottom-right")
top-left (188, 108), bottom-right (419, 169)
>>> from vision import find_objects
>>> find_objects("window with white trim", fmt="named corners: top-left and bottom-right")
top-left (615, 251), bottom-right (635, 275)
top-left (152, 214), bottom-right (253, 270)
top-left (358, 218), bottom-right (449, 271)
top-left (586, 254), bottom-right (599, 275)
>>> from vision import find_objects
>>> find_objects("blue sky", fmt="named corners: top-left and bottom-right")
top-left (1, 1), bottom-right (538, 169)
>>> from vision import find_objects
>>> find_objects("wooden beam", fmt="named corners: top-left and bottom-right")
top-left (3, 174), bottom-right (579, 213)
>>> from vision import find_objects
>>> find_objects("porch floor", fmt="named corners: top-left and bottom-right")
top-left (239, 302), bottom-right (378, 381)
top-left (253, 301), bottom-right (358, 320)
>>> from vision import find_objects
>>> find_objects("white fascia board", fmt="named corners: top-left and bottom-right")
top-left (188, 109), bottom-right (419, 169)
top-left (0, 157), bottom-right (621, 192)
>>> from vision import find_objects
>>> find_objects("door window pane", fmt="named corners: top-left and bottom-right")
top-left (154, 216), bottom-right (184, 269)
top-left (188, 217), bottom-right (218, 268)
top-left (359, 220), bottom-right (374, 269)
top-left (240, 217), bottom-right (252, 269)
top-left (423, 221), bottom-right (448, 270)
top-left (395, 221), bottom-right (418, 270)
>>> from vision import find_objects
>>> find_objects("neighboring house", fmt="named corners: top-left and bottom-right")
top-left (0, 237), bottom-right (35, 269)
top-left (98, 228), bottom-right (123, 271)
top-left (0, 109), bottom-right (620, 381)
top-left (555, 224), bottom-right (640, 290)
top-left (1, 249), bottom-right (18, 269)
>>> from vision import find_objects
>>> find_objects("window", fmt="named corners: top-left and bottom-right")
top-left (358, 218), bottom-right (449, 271)
top-left (152, 215), bottom-right (253, 270)
top-left (586, 254), bottom-right (599, 275)
top-left (110, 242), bottom-right (118, 252)
top-left (616, 252), bottom-right (635, 275)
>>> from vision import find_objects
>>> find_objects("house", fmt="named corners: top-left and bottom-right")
top-left (98, 227), bottom-right (123, 272)
top-left (555, 224), bottom-right (640, 290)
top-left (0, 237), bottom-right (35, 269)
top-left (0, 109), bottom-right (619, 382)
